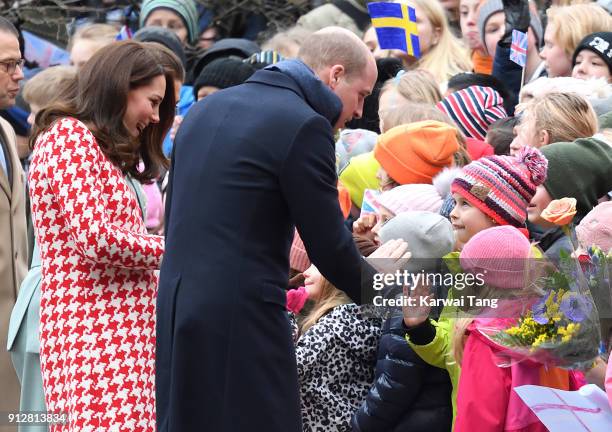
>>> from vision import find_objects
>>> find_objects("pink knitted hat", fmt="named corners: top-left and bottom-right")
top-left (460, 226), bottom-right (532, 289)
top-left (289, 230), bottom-right (310, 273)
top-left (576, 201), bottom-right (612, 253)
top-left (376, 184), bottom-right (443, 215)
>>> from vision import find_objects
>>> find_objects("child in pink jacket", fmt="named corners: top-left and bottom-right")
top-left (454, 226), bottom-right (583, 432)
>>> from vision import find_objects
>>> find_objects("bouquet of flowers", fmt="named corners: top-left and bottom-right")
top-left (478, 199), bottom-right (601, 369)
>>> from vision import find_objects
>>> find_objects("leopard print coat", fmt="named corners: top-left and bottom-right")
top-left (293, 304), bottom-right (382, 431)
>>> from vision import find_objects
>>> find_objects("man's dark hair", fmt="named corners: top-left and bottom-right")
top-left (0, 16), bottom-right (19, 38)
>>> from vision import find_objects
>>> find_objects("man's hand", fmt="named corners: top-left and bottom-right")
top-left (366, 239), bottom-right (411, 274)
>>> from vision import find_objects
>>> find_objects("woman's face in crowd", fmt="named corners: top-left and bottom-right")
top-left (572, 50), bottom-right (612, 83)
top-left (527, 185), bottom-right (555, 228)
top-left (540, 22), bottom-right (572, 78)
top-left (123, 74), bottom-right (165, 138)
top-left (509, 111), bottom-right (546, 156)
top-left (483, 11), bottom-right (505, 57)
top-left (450, 192), bottom-right (497, 246)
top-left (460, 0), bottom-right (483, 50)
top-left (408, 3), bottom-right (441, 56)
top-left (145, 9), bottom-right (188, 44)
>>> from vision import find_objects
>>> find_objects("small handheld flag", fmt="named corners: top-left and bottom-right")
top-left (115, 25), bottom-right (133, 41)
top-left (367, 2), bottom-right (421, 58)
top-left (360, 189), bottom-right (382, 218)
top-left (510, 29), bottom-right (528, 67)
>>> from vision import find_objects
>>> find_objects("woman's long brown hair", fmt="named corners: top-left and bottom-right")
top-left (30, 40), bottom-right (176, 183)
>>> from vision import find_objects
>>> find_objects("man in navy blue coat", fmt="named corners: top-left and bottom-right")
top-left (156, 28), bottom-right (404, 431)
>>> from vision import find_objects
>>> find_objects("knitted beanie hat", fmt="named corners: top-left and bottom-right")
top-left (460, 226), bottom-right (532, 290)
top-left (451, 146), bottom-right (548, 227)
top-left (437, 86), bottom-right (508, 141)
top-left (542, 138), bottom-right (612, 216)
top-left (339, 151), bottom-right (381, 207)
top-left (477, 0), bottom-right (544, 53)
top-left (290, 230), bottom-right (310, 273)
top-left (380, 211), bottom-right (455, 271)
top-left (576, 201), bottom-right (612, 253)
top-left (192, 38), bottom-right (261, 80)
top-left (377, 184), bottom-right (444, 215)
top-left (193, 57), bottom-right (256, 96)
top-left (572, 32), bottom-right (612, 74)
top-left (374, 120), bottom-right (459, 185)
top-left (139, 0), bottom-right (199, 45)
top-left (133, 26), bottom-right (187, 68)
top-left (336, 128), bottom-right (378, 173)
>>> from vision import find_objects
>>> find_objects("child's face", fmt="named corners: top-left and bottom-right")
top-left (376, 167), bottom-right (396, 192)
top-left (509, 111), bottom-right (547, 156)
top-left (371, 205), bottom-right (395, 245)
top-left (303, 264), bottom-right (323, 300)
top-left (527, 185), bottom-right (555, 228)
top-left (572, 49), bottom-right (612, 83)
top-left (450, 192), bottom-right (497, 246)
top-left (540, 22), bottom-right (573, 78)
top-left (27, 103), bottom-right (40, 126)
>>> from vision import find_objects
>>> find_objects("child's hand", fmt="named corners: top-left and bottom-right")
top-left (402, 283), bottom-right (432, 328)
top-left (353, 214), bottom-right (377, 240)
top-left (170, 115), bottom-right (183, 141)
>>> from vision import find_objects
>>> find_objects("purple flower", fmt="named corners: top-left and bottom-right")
top-left (560, 292), bottom-right (592, 323)
top-left (532, 297), bottom-right (549, 324)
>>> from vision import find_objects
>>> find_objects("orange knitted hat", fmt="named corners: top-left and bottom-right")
top-left (373, 120), bottom-right (459, 185)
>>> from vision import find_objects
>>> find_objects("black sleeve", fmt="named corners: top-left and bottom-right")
top-left (353, 325), bottom-right (426, 431)
top-left (280, 115), bottom-right (367, 304)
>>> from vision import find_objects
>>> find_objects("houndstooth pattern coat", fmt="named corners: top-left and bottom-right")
top-left (28, 117), bottom-right (164, 431)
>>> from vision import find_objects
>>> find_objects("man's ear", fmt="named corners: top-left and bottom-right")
top-left (328, 64), bottom-right (345, 90)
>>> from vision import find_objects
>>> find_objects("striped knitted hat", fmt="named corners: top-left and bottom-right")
top-left (451, 147), bottom-right (548, 228)
top-left (437, 86), bottom-right (507, 141)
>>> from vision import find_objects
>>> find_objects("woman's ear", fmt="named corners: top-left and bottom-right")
top-left (432, 27), bottom-right (442, 46)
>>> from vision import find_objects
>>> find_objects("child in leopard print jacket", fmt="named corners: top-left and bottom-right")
top-left (287, 265), bottom-right (382, 432)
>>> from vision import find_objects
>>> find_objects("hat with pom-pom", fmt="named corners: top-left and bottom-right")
top-left (460, 226), bottom-right (532, 289)
top-left (451, 146), bottom-right (548, 228)
top-left (576, 201), bottom-right (612, 254)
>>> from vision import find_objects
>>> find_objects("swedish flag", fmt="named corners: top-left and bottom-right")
top-left (367, 2), bottom-right (421, 58)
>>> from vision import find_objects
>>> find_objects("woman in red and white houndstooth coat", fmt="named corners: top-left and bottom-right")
top-left (28, 41), bottom-right (176, 431)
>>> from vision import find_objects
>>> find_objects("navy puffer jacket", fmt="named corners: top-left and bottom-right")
top-left (351, 313), bottom-right (453, 432)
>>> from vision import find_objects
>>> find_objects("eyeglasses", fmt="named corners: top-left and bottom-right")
top-left (0, 58), bottom-right (25, 75)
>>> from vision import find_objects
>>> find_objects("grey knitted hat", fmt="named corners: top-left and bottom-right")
top-left (379, 211), bottom-right (455, 271)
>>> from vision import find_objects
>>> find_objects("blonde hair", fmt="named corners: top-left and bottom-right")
top-left (381, 69), bottom-right (443, 105)
top-left (23, 65), bottom-right (77, 107)
top-left (68, 23), bottom-right (118, 52)
top-left (300, 279), bottom-right (351, 334)
top-left (263, 26), bottom-right (312, 58)
top-left (546, 4), bottom-right (612, 57)
top-left (523, 92), bottom-right (598, 145)
top-left (381, 102), bottom-right (472, 167)
top-left (398, 0), bottom-right (471, 83)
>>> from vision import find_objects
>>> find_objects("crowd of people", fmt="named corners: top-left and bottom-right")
top-left (1, 0), bottom-right (612, 431)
